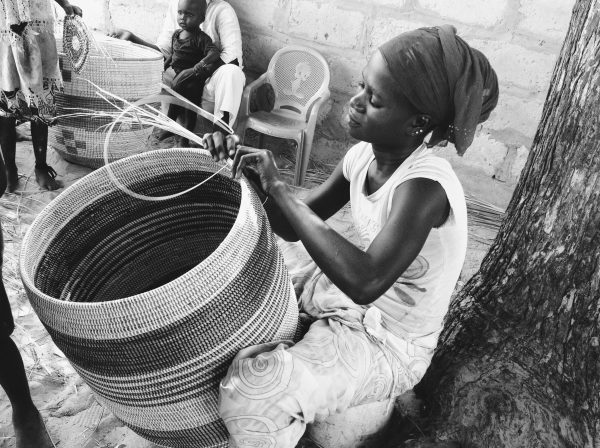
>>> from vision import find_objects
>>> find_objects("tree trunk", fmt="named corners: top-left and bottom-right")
top-left (413, 1), bottom-right (600, 447)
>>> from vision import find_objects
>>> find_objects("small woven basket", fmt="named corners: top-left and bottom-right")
top-left (49, 36), bottom-right (163, 168)
top-left (20, 149), bottom-right (298, 448)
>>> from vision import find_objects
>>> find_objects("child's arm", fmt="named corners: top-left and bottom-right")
top-left (172, 36), bottom-right (222, 91)
top-left (164, 55), bottom-right (173, 71)
top-left (193, 39), bottom-right (224, 78)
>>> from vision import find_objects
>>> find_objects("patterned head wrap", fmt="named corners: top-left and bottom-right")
top-left (378, 25), bottom-right (499, 155)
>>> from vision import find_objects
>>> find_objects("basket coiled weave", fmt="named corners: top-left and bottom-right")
top-left (49, 37), bottom-right (163, 169)
top-left (19, 149), bottom-right (299, 448)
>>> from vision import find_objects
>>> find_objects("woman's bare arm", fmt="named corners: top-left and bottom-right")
top-left (268, 176), bottom-right (449, 304)
top-left (203, 132), bottom-right (449, 305)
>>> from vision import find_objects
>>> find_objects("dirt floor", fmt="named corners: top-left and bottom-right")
top-left (0, 124), bottom-right (515, 448)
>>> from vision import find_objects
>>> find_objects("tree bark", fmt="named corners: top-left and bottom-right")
top-left (414, 1), bottom-right (600, 447)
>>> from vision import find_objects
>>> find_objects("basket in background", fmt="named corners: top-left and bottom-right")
top-left (20, 149), bottom-right (299, 448)
top-left (50, 36), bottom-right (163, 169)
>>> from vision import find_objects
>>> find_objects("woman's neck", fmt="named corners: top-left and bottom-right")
top-left (371, 140), bottom-right (424, 174)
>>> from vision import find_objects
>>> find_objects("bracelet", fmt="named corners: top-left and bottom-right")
top-left (193, 63), bottom-right (205, 77)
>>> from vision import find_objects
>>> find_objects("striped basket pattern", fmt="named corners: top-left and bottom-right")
top-left (19, 149), bottom-right (299, 448)
top-left (49, 36), bottom-right (163, 169)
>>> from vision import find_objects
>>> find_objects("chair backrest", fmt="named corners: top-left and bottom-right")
top-left (266, 45), bottom-right (330, 121)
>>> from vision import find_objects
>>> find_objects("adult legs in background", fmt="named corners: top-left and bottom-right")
top-left (31, 121), bottom-right (62, 191)
top-left (203, 64), bottom-right (245, 128)
top-left (158, 64), bottom-right (244, 137)
top-left (0, 117), bottom-right (19, 192)
top-left (0, 221), bottom-right (55, 448)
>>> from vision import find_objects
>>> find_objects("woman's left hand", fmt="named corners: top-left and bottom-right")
top-left (232, 146), bottom-right (284, 197)
top-left (202, 132), bottom-right (285, 197)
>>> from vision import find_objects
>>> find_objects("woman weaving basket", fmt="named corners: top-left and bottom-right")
top-left (204, 26), bottom-right (499, 447)
top-left (0, 0), bottom-right (82, 192)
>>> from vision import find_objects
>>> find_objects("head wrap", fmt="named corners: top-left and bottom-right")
top-left (378, 25), bottom-right (499, 155)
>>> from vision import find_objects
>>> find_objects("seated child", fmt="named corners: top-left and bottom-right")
top-left (157, 0), bottom-right (222, 145)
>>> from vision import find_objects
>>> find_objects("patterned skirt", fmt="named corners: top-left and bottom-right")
top-left (0, 5), bottom-right (62, 124)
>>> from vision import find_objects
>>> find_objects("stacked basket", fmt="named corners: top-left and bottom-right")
top-left (20, 149), bottom-right (298, 448)
top-left (49, 36), bottom-right (163, 168)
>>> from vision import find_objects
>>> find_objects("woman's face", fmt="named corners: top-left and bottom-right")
top-left (347, 50), bottom-right (419, 148)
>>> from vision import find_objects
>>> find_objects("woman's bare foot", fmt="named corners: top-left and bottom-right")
top-left (34, 165), bottom-right (63, 191)
top-left (13, 409), bottom-right (56, 448)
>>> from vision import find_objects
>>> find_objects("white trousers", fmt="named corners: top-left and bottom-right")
top-left (162, 63), bottom-right (246, 127)
top-left (201, 64), bottom-right (245, 126)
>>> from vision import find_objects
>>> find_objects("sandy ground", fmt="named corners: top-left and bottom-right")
top-left (0, 125), bottom-right (515, 448)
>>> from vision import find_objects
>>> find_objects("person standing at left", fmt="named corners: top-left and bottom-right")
top-left (0, 0), bottom-right (82, 192)
top-left (0, 134), bottom-right (57, 447)
top-left (1, 2), bottom-right (81, 446)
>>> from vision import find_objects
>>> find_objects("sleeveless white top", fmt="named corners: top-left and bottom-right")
top-left (342, 142), bottom-right (468, 348)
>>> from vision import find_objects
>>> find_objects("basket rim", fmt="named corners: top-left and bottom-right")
top-left (19, 148), bottom-right (255, 310)
top-left (56, 35), bottom-right (163, 62)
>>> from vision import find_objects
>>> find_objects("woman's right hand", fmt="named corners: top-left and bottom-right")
top-left (109, 28), bottom-right (132, 41)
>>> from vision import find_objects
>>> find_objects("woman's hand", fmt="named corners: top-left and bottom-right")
top-left (233, 146), bottom-right (285, 196)
top-left (202, 131), bottom-right (238, 162)
top-left (109, 28), bottom-right (132, 41)
top-left (202, 132), bottom-right (285, 197)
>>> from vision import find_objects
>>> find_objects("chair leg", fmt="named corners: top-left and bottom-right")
top-left (236, 120), bottom-right (248, 144)
top-left (257, 132), bottom-right (264, 149)
top-left (294, 133), bottom-right (307, 187)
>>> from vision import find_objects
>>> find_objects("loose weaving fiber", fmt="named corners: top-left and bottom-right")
top-left (49, 36), bottom-right (163, 169)
top-left (20, 149), bottom-right (299, 448)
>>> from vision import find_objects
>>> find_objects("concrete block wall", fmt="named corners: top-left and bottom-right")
top-left (229, 0), bottom-right (575, 182)
top-left (71, 0), bottom-right (575, 182)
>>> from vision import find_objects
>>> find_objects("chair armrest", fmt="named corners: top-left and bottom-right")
top-left (239, 73), bottom-right (269, 119)
top-left (306, 89), bottom-right (330, 128)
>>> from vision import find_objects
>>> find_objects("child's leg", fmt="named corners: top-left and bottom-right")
top-left (175, 76), bottom-right (206, 147)
top-left (154, 104), bottom-right (182, 141)
top-left (0, 117), bottom-right (19, 192)
top-left (178, 109), bottom-right (197, 147)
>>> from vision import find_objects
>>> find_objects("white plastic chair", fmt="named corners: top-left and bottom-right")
top-left (236, 45), bottom-right (331, 186)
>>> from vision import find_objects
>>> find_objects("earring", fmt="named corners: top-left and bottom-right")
top-left (410, 129), bottom-right (424, 136)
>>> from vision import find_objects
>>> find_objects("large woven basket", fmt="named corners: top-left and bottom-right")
top-left (49, 36), bottom-right (163, 168)
top-left (20, 149), bottom-right (298, 448)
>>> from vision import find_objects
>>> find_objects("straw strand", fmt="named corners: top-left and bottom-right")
top-left (69, 81), bottom-right (236, 202)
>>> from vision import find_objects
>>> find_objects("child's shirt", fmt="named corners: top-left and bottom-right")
top-left (169, 29), bottom-right (220, 75)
